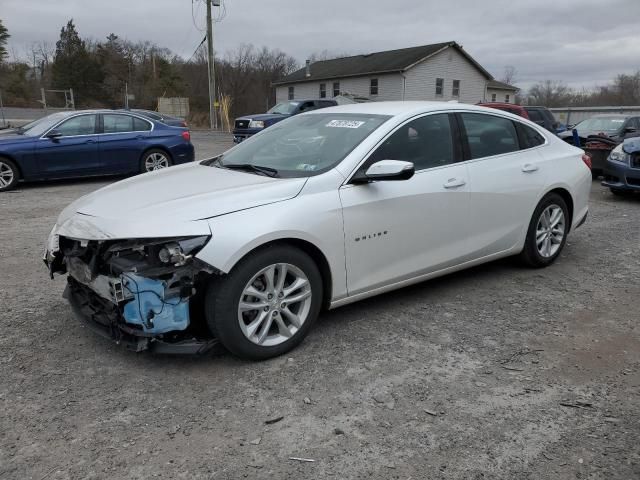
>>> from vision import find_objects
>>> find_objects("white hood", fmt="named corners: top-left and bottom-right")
top-left (55, 162), bottom-right (307, 240)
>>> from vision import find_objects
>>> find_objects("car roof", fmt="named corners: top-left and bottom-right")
top-left (587, 114), bottom-right (632, 119)
top-left (282, 99), bottom-right (336, 103)
top-left (306, 101), bottom-right (505, 117)
top-left (478, 102), bottom-right (525, 109)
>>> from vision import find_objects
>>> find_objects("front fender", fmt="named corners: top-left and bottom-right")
top-left (195, 185), bottom-right (347, 302)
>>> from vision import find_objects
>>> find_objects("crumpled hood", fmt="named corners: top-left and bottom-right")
top-left (56, 162), bottom-right (307, 239)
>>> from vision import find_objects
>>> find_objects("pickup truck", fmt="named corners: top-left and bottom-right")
top-left (233, 99), bottom-right (338, 143)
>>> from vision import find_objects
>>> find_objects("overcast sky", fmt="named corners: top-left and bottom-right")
top-left (3, 0), bottom-right (639, 90)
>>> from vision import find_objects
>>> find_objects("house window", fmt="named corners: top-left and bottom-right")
top-left (288, 86), bottom-right (294, 100)
top-left (452, 80), bottom-right (460, 97)
top-left (370, 78), bottom-right (379, 96)
top-left (319, 83), bottom-right (326, 98)
top-left (435, 78), bottom-right (444, 96)
top-left (491, 93), bottom-right (497, 102)
top-left (505, 94), bottom-right (510, 103)
top-left (333, 82), bottom-right (340, 97)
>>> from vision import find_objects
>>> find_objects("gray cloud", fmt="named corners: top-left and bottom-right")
top-left (3, 0), bottom-right (639, 90)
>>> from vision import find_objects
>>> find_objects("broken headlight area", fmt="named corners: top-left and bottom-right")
top-left (58, 235), bottom-right (220, 354)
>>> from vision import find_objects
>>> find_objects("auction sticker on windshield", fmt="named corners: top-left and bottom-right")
top-left (326, 120), bottom-right (365, 128)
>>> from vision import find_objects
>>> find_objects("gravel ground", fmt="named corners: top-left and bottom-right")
top-left (0, 134), bottom-right (639, 479)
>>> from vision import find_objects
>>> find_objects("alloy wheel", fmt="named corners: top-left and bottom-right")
top-left (535, 204), bottom-right (565, 258)
top-left (144, 152), bottom-right (169, 171)
top-left (238, 263), bottom-right (313, 347)
top-left (0, 161), bottom-right (14, 189)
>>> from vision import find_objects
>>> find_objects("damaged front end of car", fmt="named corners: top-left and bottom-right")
top-left (45, 232), bottom-right (220, 354)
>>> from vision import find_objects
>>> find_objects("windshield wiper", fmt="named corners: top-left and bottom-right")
top-left (220, 163), bottom-right (279, 178)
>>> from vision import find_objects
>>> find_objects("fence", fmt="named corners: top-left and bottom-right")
top-left (550, 106), bottom-right (640, 125)
top-left (157, 97), bottom-right (189, 119)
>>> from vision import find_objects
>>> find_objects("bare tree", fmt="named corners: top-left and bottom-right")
top-left (527, 80), bottom-right (573, 107)
top-left (501, 65), bottom-right (518, 85)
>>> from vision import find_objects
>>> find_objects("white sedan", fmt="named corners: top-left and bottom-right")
top-left (44, 102), bottom-right (591, 359)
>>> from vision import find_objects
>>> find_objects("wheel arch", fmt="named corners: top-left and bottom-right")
top-left (215, 236), bottom-right (334, 310)
top-left (542, 186), bottom-right (574, 230)
top-left (0, 153), bottom-right (23, 180)
top-left (140, 145), bottom-right (173, 163)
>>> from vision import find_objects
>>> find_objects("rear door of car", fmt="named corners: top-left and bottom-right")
top-left (460, 112), bottom-right (549, 258)
top-left (35, 113), bottom-right (101, 178)
top-left (98, 113), bottom-right (153, 173)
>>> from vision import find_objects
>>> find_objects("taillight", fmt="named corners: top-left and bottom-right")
top-left (581, 154), bottom-right (592, 170)
top-left (181, 130), bottom-right (191, 142)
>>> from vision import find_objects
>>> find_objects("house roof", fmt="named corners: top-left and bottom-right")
top-left (273, 41), bottom-right (494, 85)
top-left (486, 80), bottom-right (519, 91)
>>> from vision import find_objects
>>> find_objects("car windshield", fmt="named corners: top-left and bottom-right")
top-left (577, 117), bottom-right (626, 133)
top-left (267, 101), bottom-right (300, 115)
top-left (206, 113), bottom-right (390, 178)
top-left (19, 112), bottom-right (70, 137)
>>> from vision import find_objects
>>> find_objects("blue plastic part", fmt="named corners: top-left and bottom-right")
top-left (572, 128), bottom-right (580, 147)
top-left (122, 273), bottom-right (190, 334)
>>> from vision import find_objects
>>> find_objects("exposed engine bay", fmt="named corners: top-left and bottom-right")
top-left (46, 234), bottom-right (220, 354)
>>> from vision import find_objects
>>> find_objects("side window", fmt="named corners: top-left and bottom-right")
top-left (517, 122), bottom-right (546, 149)
top-left (505, 94), bottom-right (510, 103)
top-left (133, 117), bottom-right (152, 131)
top-left (288, 86), bottom-right (294, 100)
top-left (319, 83), bottom-right (326, 98)
top-left (452, 80), bottom-right (460, 97)
top-left (318, 101), bottom-right (335, 108)
top-left (368, 113), bottom-right (454, 171)
top-left (526, 109), bottom-right (545, 125)
top-left (491, 93), bottom-right (496, 102)
top-left (298, 101), bottom-right (315, 113)
top-left (435, 78), bottom-right (444, 96)
top-left (460, 113), bottom-right (519, 159)
top-left (55, 115), bottom-right (97, 136)
top-left (370, 78), bottom-right (378, 96)
top-left (103, 114), bottom-right (136, 133)
top-left (332, 82), bottom-right (340, 97)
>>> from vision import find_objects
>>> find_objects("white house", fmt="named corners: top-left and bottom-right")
top-left (273, 41), bottom-right (518, 105)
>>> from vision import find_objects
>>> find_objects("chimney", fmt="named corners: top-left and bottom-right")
top-left (305, 60), bottom-right (311, 77)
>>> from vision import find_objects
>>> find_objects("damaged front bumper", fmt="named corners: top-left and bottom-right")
top-left (44, 227), bottom-right (220, 355)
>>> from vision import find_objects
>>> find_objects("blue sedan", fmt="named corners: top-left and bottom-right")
top-left (0, 109), bottom-right (195, 191)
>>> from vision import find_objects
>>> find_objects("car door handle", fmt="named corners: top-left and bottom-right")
top-left (85, 139), bottom-right (96, 144)
top-left (443, 178), bottom-right (466, 189)
top-left (522, 163), bottom-right (539, 173)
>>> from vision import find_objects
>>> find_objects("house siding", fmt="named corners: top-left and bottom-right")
top-left (486, 88), bottom-right (516, 103)
top-left (275, 46), bottom-right (494, 105)
top-left (403, 47), bottom-right (488, 103)
top-left (276, 73), bottom-right (402, 103)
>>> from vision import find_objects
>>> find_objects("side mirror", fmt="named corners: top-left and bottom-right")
top-left (624, 126), bottom-right (637, 134)
top-left (46, 130), bottom-right (63, 141)
top-left (352, 160), bottom-right (415, 183)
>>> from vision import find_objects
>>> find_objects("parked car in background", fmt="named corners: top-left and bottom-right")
top-left (128, 109), bottom-right (188, 128)
top-left (0, 109), bottom-right (193, 192)
top-left (558, 114), bottom-right (640, 145)
top-left (602, 136), bottom-right (640, 196)
top-left (44, 102), bottom-right (591, 359)
top-left (233, 99), bottom-right (338, 143)
top-left (478, 103), bottom-right (560, 133)
top-left (558, 114), bottom-right (640, 174)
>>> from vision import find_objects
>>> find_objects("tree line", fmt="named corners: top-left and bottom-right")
top-left (1, 18), bottom-right (639, 124)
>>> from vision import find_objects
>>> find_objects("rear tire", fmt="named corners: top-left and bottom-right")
top-left (140, 149), bottom-right (172, 173)
top-left (205, 245), bottom-right (323, 360)
top-left (0, 157), bottom-right (19, 192)
top-left (520, 193), bottom-right (570, 268)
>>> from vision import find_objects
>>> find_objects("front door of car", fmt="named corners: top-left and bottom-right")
top-left (36, 114), bottom-right (100, 177)
top-left (459, 112), bottom-right (548, 258)
top-left (98, 113), bottom-right (153, 174)
top-left (339, 113), bottom-right (471, 296)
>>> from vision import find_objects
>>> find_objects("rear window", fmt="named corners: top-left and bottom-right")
top-left (460, 113), bottom-right (519, 159)
top-left (517, 123), bottom-right (546, 149)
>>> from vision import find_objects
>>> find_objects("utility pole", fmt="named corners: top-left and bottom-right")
top-left (206, 0), bottom-right (217, 130)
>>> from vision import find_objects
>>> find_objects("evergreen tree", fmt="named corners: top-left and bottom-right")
top-left (51, 19), bottom-right (104, 105)
top-left (0, 19), bottom-right (10, 63)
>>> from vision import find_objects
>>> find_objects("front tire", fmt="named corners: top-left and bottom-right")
top-left (205, 245), bottom-right (323, 360)
top-left (0, 157), bottom-right (19, 192)
top-left (520, 193), bottom-right (570, 268)
top-left (141, 149), bottom-right (172, 173)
